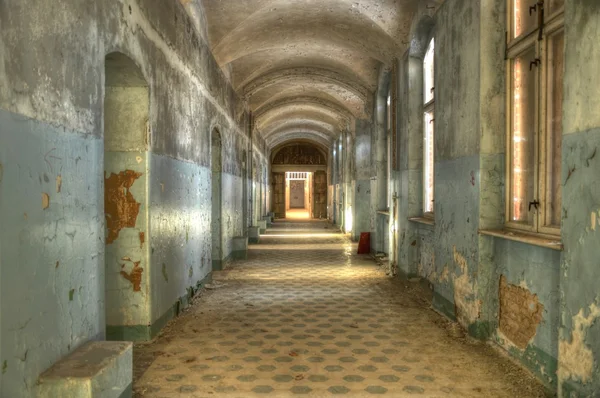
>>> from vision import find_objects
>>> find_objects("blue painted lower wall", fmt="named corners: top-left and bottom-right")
top-left (0, 109), bottom-right (104, 397)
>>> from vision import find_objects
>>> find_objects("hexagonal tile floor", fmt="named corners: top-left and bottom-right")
top-left (133, 220), bottom-right (548, 397)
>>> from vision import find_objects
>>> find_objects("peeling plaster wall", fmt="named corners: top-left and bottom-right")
top-left (0, 0), bottom-right (267, 395)
top-left (354, 119), bottom-right (372, 241)
top-left (429, 0), bottom-right (482, 327)
top-left (397, 50), bottom-right (423, 278)
top-left (0, 111), bottom-right (103, 396)
top-left (149, 155), bottom-right (211, 325)
top-left (391, 0), bottom-right (581, 392)
top-left (494, 241), bottom-right (561, 387)
top-left (559, 2), bottom-right (600, 395)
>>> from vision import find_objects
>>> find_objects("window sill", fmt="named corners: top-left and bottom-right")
top-left (479, 229), bottom-right (563, 251)
top-left (408, 217), bottom-right (435, 226)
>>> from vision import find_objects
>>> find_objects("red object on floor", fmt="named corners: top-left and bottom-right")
top-left (357, 232), bottom-right (370, 254)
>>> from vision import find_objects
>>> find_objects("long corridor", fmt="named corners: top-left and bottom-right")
top-left (133, 221), bottom-right (549, 397)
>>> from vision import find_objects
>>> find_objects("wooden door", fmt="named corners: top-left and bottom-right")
top-left (313, 171), bottom-right (327, 219)
top-left (272, 172), bottom-right (286, 219)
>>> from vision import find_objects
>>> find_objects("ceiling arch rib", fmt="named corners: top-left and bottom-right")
top-left (231, 48), bottom-right (379, 93)
top-left (242, 67), bottom-right (369, 104)
top-left (256, 107), bottom-right (346, 136)
top-left (249, 81), bottom-right (368, 120)
top-left (266, 131), bottom-right (333, 151)
top-left (261, 120), bottom-right (338, 141)
top-left (254, 96), bottom-right (355, 124)
top-left (200, 0), bottom-right (424, 151)
top-left (210, 2), bottom-right (400, 68)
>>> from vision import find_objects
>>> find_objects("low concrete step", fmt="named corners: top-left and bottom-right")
top-left (38, 341), bottom-right (132, 398)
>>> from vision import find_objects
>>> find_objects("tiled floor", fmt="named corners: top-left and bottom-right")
top-left (133, 220), bottom-right (549, 397)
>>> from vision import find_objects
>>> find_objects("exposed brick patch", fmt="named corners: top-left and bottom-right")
top-left (499, 275), bottom-right (544, 349)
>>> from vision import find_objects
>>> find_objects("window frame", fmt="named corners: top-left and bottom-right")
top-left (387, 90), bottom-right (392, 210)
top-left (505, 1), bottom-right (564, 237)
top-left (423, 38), bottom-right (435, 218)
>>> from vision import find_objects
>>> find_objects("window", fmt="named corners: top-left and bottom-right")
top-left (506, 0), bottom-right (564, 235)
top-left (387, 91), bottom-right (392, 209)
top-left (423, 39), bottom-right (435, 215)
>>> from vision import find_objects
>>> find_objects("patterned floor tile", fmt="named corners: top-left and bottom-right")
top-left (133, 220), bottom-right (548, 397)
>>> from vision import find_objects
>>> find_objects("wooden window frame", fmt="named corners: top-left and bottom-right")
top-left (423, 39), bottom-right (435, 218)
top-left (505, 1), bottom-right (564, 237)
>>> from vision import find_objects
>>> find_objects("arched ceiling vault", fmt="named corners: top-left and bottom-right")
top-left (267, 132), bottom-right (332, 152)
top-left (198, 0), bottom-right (431, 152)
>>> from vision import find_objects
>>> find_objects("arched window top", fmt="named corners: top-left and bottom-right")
top-left (424, 39), bottom-right (435, 105)
top-left (211, 127), bottom-right (222, 146)
top-left (105, 52), bottom-right (147, 87)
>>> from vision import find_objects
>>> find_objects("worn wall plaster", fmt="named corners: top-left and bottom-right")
top-left (452, 246), bottom-right (481, 327)
top-left (558, 303), bottom-right (600, 383)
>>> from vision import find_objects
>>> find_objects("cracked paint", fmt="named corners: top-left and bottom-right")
top-left (104, 170), bottom-right (142, 244)
top-left (139, 232), bottom-right (145, 248)
top-left (558, 302), bottom-right (600, 383)
top-left (56, 175), bottom-right (62, 193)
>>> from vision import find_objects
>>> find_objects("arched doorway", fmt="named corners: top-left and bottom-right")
top-left (211, 129), bottom-right (223, 271)
top-left (103, 52), bottom-right (150, 339)
top-left (271, 142), bottom-right (328, 220)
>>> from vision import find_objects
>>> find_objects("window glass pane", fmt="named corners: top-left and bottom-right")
top-left (546, 30), bottom-right (564, 227)
top-left (424, 39), bottom-right (435, 104)
top-left (510, 47), bottom-right (537, 224)
top-left (387, 93), bottom-right (391, 131)
top-left (512, 0), bottom-right (538, 39)
top-left (424, 110), bottom-right (435, 213)
top-left (387, 134), bottom-right (392, 208)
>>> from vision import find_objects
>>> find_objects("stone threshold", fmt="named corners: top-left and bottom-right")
top-left (408, 216), bottom-right (435, 226)
top-left (479, 229), bottom-right (563, 251)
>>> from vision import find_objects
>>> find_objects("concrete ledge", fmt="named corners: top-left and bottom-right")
top-left (257, 220), bottom-right (267, 234)
top-left (106, 273), bottom-right (212, 342)
top-left (38, 341), bottom-right (132, 398)
top-left (248, 226), bottom-right (260, 244)
top-left (231, 236), bottom-right (248, 260)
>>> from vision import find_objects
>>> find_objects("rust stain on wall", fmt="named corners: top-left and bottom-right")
top-left (499, 275), bottom-right (544, 349)
top-left (139, 232), bottom-right (145, 248)
top-left (120, 261), bottom-right (143, 292)
top-left (104, 170), bottom-right (142, 244)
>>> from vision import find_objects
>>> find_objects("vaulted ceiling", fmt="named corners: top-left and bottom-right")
top-left (182, 0), bottom-right (439, 151)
